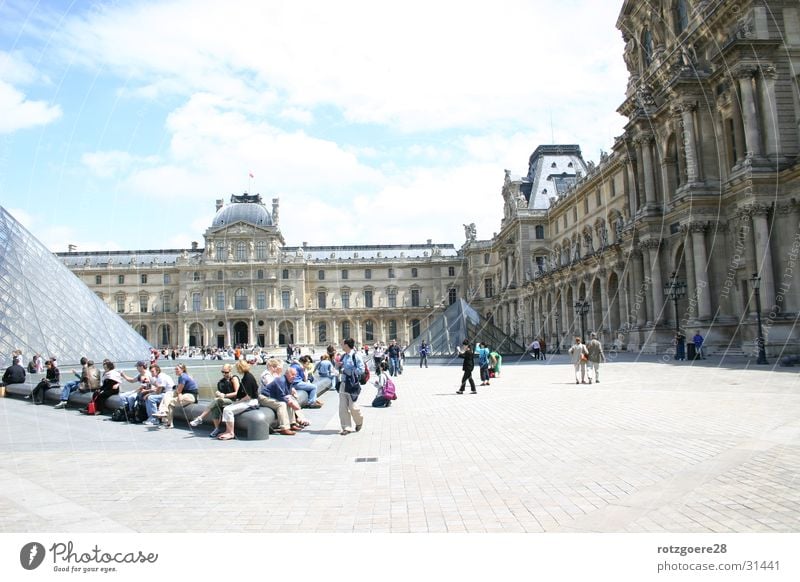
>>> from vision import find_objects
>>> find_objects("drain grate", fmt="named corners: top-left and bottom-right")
top-left (354, 457), bottom-right (379, 463)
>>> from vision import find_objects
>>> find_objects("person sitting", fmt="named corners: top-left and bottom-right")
top-left (54, 357), bottom-right (90, 409)
top-left (290, 356), bottom-right (322, 408)
top-left (262, 366), bottom-right (311, 435)
top-left (119, 361), bottom-right (152, 416)
top-left (143, 364), bottom-right (175, 425)
top-left (312, 353), bottom-right (336, 393)
top-left (216, 360), bottom-right (260, 441)
top-left (154, 363), bottom-right (198, 428)
top-left (190, 364), bottom-right (240, 438)
top-left (1, 358), bottom-right (26, 388)
top-left (31, 358), bottom-right (60, 404)
top-left (87, 360), bottom-right (123, 414)
top-left (371, 360), bottom-right (393, 408)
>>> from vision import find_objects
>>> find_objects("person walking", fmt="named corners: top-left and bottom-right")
top-left (692, 331), bottom-right (705, 359)
top-left (568, 337), bottom-right (589, 384)
top-left (476, 342), bottom-right (490, 386)
top-left (456, 340), bottom-right (476, 394)
top-left (586, 332), bottom-right (605, 384)
top-left (419, 341), bottom-right (430, 368)
top-left (675, 330), bottom-right (686, 361)
top-left (338, 338), bottom-right (365, 435)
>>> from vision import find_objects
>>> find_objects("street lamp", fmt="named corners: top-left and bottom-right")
top-left (750, 273), bottom-right (768, 365)
top-left (554, 310), bottom-right (561, 354)
top-left (574, 300), bottom-right (590, 342)
top-left (663, 272), bottom-right (686, 335)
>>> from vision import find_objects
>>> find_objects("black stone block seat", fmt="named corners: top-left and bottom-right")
top-left (3, 383), bottom-right (315, 441)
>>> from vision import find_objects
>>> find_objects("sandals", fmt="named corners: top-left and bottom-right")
top-left (217, 433), bottom-right (236, 441)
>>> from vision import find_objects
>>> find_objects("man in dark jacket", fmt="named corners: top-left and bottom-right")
top-left (1, 360), bottom-right (26, 387)
top-left (456, 339), bottom-right (476, 394)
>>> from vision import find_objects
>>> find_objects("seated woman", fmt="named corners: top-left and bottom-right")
top-left (190, 364), bottom-right (240, 438)
top-left (216, 360), bottom-right (259, 441)
top-left (86, 360), bottom-right (122, 414)
top-left (371, 360), bottom-right (393, 408)
top-left (290, 356), bottom-right (322, 408)
top-left (312, 353), bottom-right (336, 393)
top-left (154, 363), bottom-right (198, 428)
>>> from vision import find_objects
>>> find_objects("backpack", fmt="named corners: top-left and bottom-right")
top-left (110, 405), bottom-right (128, 422)
top-left (383, 376), bottom-right (397, 400)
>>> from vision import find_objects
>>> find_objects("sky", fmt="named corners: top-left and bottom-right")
top-left (0, 0), bottom-right (628, 253)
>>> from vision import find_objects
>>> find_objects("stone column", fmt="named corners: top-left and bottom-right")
top-left (638, 134), bottom-right (657, 205)
top-left (616, 266), bottom-right (630, 328)
top-left (599, 271), bottom-right (609, 334)
top-left (631, 251), bottom-right (647, 327)
top-left (679, 102), bottom-right (700, 182)
top-left (735, 66), bottom-right (762, 157)
top-left (642, 240), bottom-right (665, 324)
top-left (682, 228), bottom-right (697, 320)
top-left (751, 206), bottom-right (776, 311)
top-left (759, 65), bottom-right (780, 159)
top-left (690, 223), bottom-right (712, 319)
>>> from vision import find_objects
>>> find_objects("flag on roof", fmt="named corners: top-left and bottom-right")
top-left (248, 171), bottom-right (254, 178)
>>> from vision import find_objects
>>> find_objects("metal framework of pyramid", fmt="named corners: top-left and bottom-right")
top-left (0, 206), bottom-right (152, 368)
top-left (404, 299), bottom-right (526, 357)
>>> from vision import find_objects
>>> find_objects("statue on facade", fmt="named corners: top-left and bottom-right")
top-left (585, 232), bottom-right (594, 253)
top-left (600, 224), bottom-right (608, 248)
top-left (463, 223), bottom-right (477, 242)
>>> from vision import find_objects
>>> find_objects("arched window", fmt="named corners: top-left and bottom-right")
top-left (411, 319), bottom-right (421, 339)
top-left (236, 242), bottom-right (247, 261)
top-left (139, 325), bottom-right (148, 340)
top-left (234, 288), bottom-right (249, 310)
top-left (159, 324), bottom-right (171, 347)
top-left (364, 320), bottom-right (375, 342)
top-left (255, 241), bottom-right (267, 260)
top-left (216, 243), bottom-right (225, 261)
top-left (192, 292), bottom-right (202, 312)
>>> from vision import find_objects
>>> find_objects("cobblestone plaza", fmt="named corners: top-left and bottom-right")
top-left (2, 356), bottom-right (798, 534)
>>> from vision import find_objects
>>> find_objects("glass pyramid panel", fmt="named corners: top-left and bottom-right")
top-left (0, 206), bottom-right (152, 368)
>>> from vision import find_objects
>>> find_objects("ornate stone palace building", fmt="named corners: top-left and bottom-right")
top-left (59, 0), bottom-right (800, 355)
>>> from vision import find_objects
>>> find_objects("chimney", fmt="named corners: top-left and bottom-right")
top-left (427, 239), bottom-right (432, 245)
top-left (215, 199), bottom-right (224, 211)
top-left (302, 241), bottom-right (308, 248)
top-left (67, 244), bottom-right (77, 252)
top-left (191, 241), bottom-right (198, 251)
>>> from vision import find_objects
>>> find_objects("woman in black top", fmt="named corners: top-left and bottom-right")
top-left (456, 340), bottom-right (476, 394)
top-left (189, 364), bottom-right (240, 438)
top-left (217, 360), bottom-right (259, 441)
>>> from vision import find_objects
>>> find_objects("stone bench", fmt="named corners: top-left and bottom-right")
top-left (2, 382), bottom-right (315, 441)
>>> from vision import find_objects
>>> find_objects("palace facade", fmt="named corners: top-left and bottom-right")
top-left (59, 0), bottom-right (800, 355)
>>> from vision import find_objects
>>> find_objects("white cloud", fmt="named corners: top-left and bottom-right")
top-left (0, 80), bottom-right (61, 134)
top-left (81, 150), bottom-right (160, 178)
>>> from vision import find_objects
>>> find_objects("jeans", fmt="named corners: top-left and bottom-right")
top-left (146, 393), bottom-right (164, 420)
top-left (389, 357), bottom-right (400, 376)
top-left (119, 390), bottom-right (139, 411)
top-left (293, 380), bottom-right (318, 404)
top-left (419, 354), bottom-right (428, 368)
top-left (59, 380), bottom-right (81, 402)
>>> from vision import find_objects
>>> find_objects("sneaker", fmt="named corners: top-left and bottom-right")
top-left (470, 391), bottom-right (477, 394)
top-left (209, 427), bottom-right (221, 438)
top-left (307, 402), bottom-right (323, 408)
top-left (189, 417), bottom-right (203, 427)
top-left (143, 418), bottom-right (158, 426)
top-left (456, 390), bottom-right (464, 394)
top-left (54, 401), bottom-right (67, 409)
top-left (153, 411), bottom-right (167, 418)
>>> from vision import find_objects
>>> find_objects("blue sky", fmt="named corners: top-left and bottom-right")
top-left (0, 0), bottom-right (628, 252)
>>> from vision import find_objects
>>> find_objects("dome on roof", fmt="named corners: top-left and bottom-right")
top-left (212, 194), bottom-right (273, 228)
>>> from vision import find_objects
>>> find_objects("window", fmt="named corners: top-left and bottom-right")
top-left (448, 288), bottom-right (457, 305)
top-left (411, 289), bottom-right (420, 307)
top-left (236, 242), bottom-right (247, 261)
top-left (610, 177), bottom-right (617, 198)
top-left (163, 295), bottom-right (172, 312)
top-left (596, 189), bottom-right (602, 208)
top-left (318, 270), bottom-right (325, 280)
top-left (388, 288), bottom-right (397, 308)
top-left (193, 271), bottom-right (201, 282)
top-left (216, 243), bottom-right (225, 261)
top-left (365, 268), bottom-right (372, 279)
top-left (160, 325), bottom-right (171, 346)
top-left (140, 295), bottom-right (149, 313)
top-left (234, 288), bottom-right (249, 310)
top-left (535, 225), bottom-right (545, 239)
top-left (364, 289), bottom-right (373, 308)
top-left (411, 268), bottom-right (418, 278)
top-left (192, 292), bottom-right (201, 312)
top-left (118, 275), bottom-right (125, 285)
top-left (256, 241), bottom-right (267, 260)
top-left (164, 273), bottom-right (171, 285)
top-left (139, 325), bottom-right (148, 341)
top-left (318, 291), bottom-right (326, 309)
top-left (217, 270), bottom-right (224, 281)
top-left (364, 320), bottom-right (375, 342)
top-left (341, 290), bottom-right (350, 309)
top-left (448, 266), bottom-right (455, 276)
top-left (141, 274), bottom-right (148, 284)
top-left (95, 275), bottom-right (102, 285)
top-left (341, 269), bottom-right (349, 280)
top-left (257, 269), bottom-right (264, 280)
top-left (484, 278), bottom-right (494, 298)
top-left (256, 290), bottom-right (266, 310)
top-left (216, 291), bottom-right (225, 310)
top-left (675, 0), bottom-right (689, 34)
top-left (116, 296), bottom-right (125, 313)
top-left (563, 215), bottom-right (567, 228)
top-left (411, 319), bottom-right (421, 339)
top-left (388, 320), bottom-right (397, 339)
top-left (282, 269), bottom-right (289, 279)
top-left (388, 267), bottom-right (395, 278)
top-left (536, 256), bottom-right (545, 272)
top-left (341, 321), bottom-right (351, 340)
top-left (281, 290), bottom-right (290, 310)
top-left (317, 322), bottom-right (327, 344)
top-left (484, 253), bottom-right (490, 265)
top-left (555, 221), bottom-right (559, 234)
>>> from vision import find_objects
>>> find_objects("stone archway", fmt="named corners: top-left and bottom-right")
top-left (188, 322), bottom-right (204, 347)
top-left (233, 321), bottom-right (249, 347)
top-left (278, 321), bottom-right (294, 346)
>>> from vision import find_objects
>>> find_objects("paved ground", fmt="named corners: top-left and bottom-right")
top-left (1, 354), bottom-right (799, 533)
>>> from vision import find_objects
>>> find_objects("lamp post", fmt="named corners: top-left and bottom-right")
top-left (750, 273), bottom-right (768, 365)
top-left (554, 311), bottom-right (561, 354)
top-left (574, 300), bottom-right (590, 342)
top-left (663, 272), bottom-right (686, 336)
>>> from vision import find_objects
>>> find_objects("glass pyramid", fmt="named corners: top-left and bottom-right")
top-left (404, 298), bottom-right (526, 357)
top-left (0, 206), bottom-right (152, 368)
